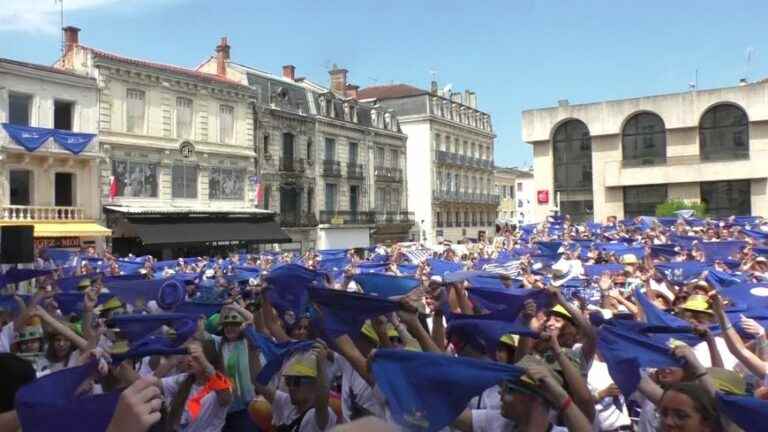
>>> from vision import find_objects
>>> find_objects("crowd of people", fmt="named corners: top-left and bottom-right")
top-left (2, 213), bottom-right (768, 431)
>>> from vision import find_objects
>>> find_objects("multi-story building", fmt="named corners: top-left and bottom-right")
top-left (0, 56), bottom-right (110, 252)
top-left (358, 82), bottom-right (497, 244)
top-left (198, 48), bottom-right (413, 249)
top-left (495, 166), bottom-right (535, 225)
top-left (522, 80), bottom-right (768, 222)
top-left (57, 28), bottom-right (289, 257)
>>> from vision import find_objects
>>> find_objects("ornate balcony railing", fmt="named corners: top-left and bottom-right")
top-left (374, 166), bottom-right (403, 182)
top-left (374, 211), bottom-right (415, 225)
top-left (319, 211), bottom-right (375, 225)
top-left (322, 160), bottom-right (342, 177)
top-left (347, 162), bottom-right (366, 179)
top-left (1, 206), bottom-right (86, 221)
top-left (279, 212), bottom-right (318, 228)
top-left (279, 157), bottom-right (306, 173)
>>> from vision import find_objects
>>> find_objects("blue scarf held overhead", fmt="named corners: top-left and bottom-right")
top-left (717, 393), bottom-right (768, 432)
top-left (352, 273), bottom-right (419, 298)
top-left (598, 321), bottom-right (681, 396)
top-left (308, 287), bottom-right (401, 338)
top-left (15, 360), bottom-right (120, 432)
top-left (371, 349), bottom-right (524, 432)
top-left (243, 327), bottom-right (314, 385)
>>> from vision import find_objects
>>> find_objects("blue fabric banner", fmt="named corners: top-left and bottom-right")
top-left (2, 123), bottom-right (95, 154)
top-left (51, 129), bottom-right (96, 154)
top-left (2, 123), bottom-right (54, 152)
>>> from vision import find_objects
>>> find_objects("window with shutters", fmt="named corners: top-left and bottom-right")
top-left (126, 89), bottom-right (146, 133)
top-left (219, 104), bottom-right (234, 143)
top-left (176, 97), bottom-right (193, 139)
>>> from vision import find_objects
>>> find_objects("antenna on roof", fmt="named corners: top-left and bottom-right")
top-left (368, 77), bottom-right (379, 84)
top-left (55, 0), bottom-right (64, 55)
top-left (744, 46), bottom-right (756, 83)
top-left (688, 68), bottom-right (698, 90)
top-left (429, 67), bottom-right (438, 82)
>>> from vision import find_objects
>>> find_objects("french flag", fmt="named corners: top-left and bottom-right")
top-left (252, 176), bottom-right (262, 206)
top-left (108, 176), bottom-right (118, 201)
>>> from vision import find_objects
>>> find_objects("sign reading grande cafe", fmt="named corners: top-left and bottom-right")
top-left (34, 237), bottom-right (81, 249)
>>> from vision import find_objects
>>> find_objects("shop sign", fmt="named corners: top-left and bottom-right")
top-left (34, 237), bottom-right (81, 249)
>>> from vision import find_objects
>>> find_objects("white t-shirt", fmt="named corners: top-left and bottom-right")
top-left (587, 359), bottom-right (632, 431)
top-left (693, 336), bottom-right (741, 370)
top-left (0, 321), bottom-right (14, 353)
top-left (272, 390), bottom-right (337, 432)
top-left (336, 355), bottom-right (386, 421)
top-left (467, 385), bottom-right (501, 410)
top-left (471, 409), bottom-right (518, 432)
top-left (162, 373), bottom-right (229, 432)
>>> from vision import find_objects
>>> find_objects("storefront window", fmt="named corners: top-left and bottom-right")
top-left (112, 160), bottom-right (158, 197)
top-left (208, 167), bottom-right (244, 200)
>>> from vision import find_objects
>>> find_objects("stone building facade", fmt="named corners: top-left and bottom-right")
top-left (0, 56), bottom-right (109, 251)
top-left (57, 28), bottom-right (283, 257)
top-left (358, 83), bottom-right (497, 244)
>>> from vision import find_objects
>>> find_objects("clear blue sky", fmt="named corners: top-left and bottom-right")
top-left (3, 0), bottom-right (768, 168)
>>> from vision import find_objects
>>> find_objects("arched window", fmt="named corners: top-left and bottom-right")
top-left (553, 120), bottom-right (592, 191)
top-left (622, 112), bottom-right (666, 166)
top-left (552, 119), bottom-right (593, 222)
top-left (699, 104), bottom-right (749, 161)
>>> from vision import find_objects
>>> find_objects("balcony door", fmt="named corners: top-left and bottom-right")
top-left (282, 133), bottom-right (295, 171)
top-left (55, 173), bottom-right (74, 207)
top-left (348, 142), bottom-right (358, 164)
top-left (350, 185), bottom-right (359, 213)
top-left (280, 186), bottom-right (300, 224)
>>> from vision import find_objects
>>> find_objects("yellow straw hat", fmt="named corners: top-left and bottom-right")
top-left (680, 294), bottom-right (713, 315)
top-left (283, 352), bottom-right (318, 378)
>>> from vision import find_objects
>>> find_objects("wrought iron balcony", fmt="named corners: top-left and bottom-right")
top-left (279, 157), bottom-right (306, 173)
top-left (319, 211), bottom-right (375, 225)
top-left (322, 159), bottom-right (342, 177)
top-left (374, 211), bottom-right (415, 225)
top-left (374, 166), bottom-right (403, 182)
top-left (347, 162), bottom-right (366, 179)
top-left (279, 212), bottom-right (318, 228)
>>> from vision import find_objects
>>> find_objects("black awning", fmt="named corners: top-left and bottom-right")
top-left (130, 218), bottom-right (292, 245)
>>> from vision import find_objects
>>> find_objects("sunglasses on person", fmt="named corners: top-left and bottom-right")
top-left (284, 376), bottom-right (316, 388)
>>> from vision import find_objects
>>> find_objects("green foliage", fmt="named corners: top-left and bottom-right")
top-left (655, 199), bottom-right (707, 218)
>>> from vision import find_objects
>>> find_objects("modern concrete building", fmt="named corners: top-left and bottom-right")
top-left (56, 28), bottom-right (289, 257)
top-left (358, 82), bottom-right (497, 244)
top-left (494, 166), bottom-right (534, 225)
top-left (522, 80), bottom-right (768, 222)
top-left (0, 57), bottom-right (110, 252)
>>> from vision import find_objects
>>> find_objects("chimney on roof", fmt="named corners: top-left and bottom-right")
top-left (558, 99), bottom-right (570, 107)
top-left (739, 78), bottom-right (748, 86)
top-left (282, 65), bottom-right (296, 81)
top-left (345, 84), bottom-right (359, 99)
top-left (430, 80), bottom-right (438, 95)
top-left (469, 92), bottom-right (477, 108)
top-left (215, 36), bottom-right (230, 77)
top-left (329, 64), bottom-right (348, 96)
top-left (464, 90), bottom-right (471, 106)
top-left (63, 26), bottom-right (80, 53)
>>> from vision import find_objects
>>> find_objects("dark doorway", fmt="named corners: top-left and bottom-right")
top-left (55, 173), bottom-right (74, 207)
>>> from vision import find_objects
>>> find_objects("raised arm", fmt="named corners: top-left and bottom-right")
top-left (32, 305), bottom-right (89, 352)
top-left (312, 342), bottom-right (331, 430)
top-left (710, 293), bottom-right (768, 378)
top-left (548, 284), bottom-right (597, 365)
top-left (541, 330), bottom-right (595, 422)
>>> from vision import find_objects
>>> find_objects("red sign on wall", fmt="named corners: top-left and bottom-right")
top-left (537, 190), bottom-right (549, 204)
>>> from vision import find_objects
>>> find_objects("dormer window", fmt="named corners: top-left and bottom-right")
top-left (351, 105), bottom-right (358, 123)
top-left (343, 103), bottom-right (351, 121)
